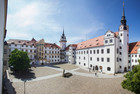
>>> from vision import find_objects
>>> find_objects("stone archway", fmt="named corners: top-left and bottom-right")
top-left (124, 67), bottom-right (127, 72)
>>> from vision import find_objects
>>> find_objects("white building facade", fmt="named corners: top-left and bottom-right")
top-left (65, 4), bottom-right (140, 74)
top-left (7, 38), bottom-right (61, 65)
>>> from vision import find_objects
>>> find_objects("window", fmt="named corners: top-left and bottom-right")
top-left (132, 55), bottom-right (133, 57)
top-left (84, 51), bottom-right (85, 54)
top-left (90, 64), bottom-right (92, 67)
top-left (105, 40), bottom-right (108, 43)
top-left (117, 48), bottom-right (119, 54)
top-left (84, 57), bottom-right (85, 60)
top-left (107, 49), bottom-right (110, 53)
top-left (79, 62), bottom-right (81, 64)
top-left (135, 60), bottom-right (137, 63)
top-left (120, 52), bottom-right (122, 55)
top-left (135, 55), bottom-right (137, 57)
top-left (139, 55), bottom-right (140, 57)
top-left (87, 50), bottom-right (88, 54)
top-left (120, 58), bottom-right (122, 61)
top-left (15, 44), bottom-right (17, 47)
top-left (120, 33), bottom-right (123, 36)
top-left (120, 46), bottom-right (122, 49)
top-left (94, 50), bottom-right (95, 54)
top-left (90, 50), bottom-right (92, 54)
top-left (110, 39), bottom-right (113, 43)
top-left (132, 59), bottom-right (133, 62)
top-left (97, 58), bottom-right (99, 61)
top-left (129, 60), bottom-right (130, 63)
top-left (101, 58), bottom-right (104, 62)
top-left (107, 67), bottom-right (111, 71)
top-left (97, 50), bottom-right (99, 54)
top-left (79, 57), bottom-right (80, 59)
top-left (81, 51), bottom-right (83, 54)
top-left (120, 39), bottom-right (122, 43)
top-left (84, 63), bottom-right (86, 66)
top-left (101, 49), bottom-right (104, 54)
top-left (107, 58), bottom-right (110, 62)
top-left (129, 55), bottom-right (130, 57)
top-left (117, 57), bottom-right (119, 62)
top-left (128, 66), bottom-right (130, 69)
top-left (120, 66), bottom-right (122, 68)
top-left (90, 57), bottom-right (92, 61)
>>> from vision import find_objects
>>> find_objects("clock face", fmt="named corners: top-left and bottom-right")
top-left (120, 26), bottom-right (123, 30)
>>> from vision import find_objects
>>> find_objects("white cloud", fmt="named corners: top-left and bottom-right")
top-left (7, 31), bottom-right (32, 39)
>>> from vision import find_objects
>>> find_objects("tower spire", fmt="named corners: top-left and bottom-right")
top-left (121, 1), bottom-right (126, 25)
top-left (63, 28), bottom-right (64, 35)
top-left (123, 1), bottom-right (125, 16)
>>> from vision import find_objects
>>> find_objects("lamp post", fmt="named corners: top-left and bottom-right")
top-left (24, 80), bottom-right (26, 94)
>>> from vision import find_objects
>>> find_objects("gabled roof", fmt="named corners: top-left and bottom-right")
top-left (44, 43), bottom-right (60, 48)
top-left (129, 41), bottom-right (140, 54)
top-left (65, 44), bottom-right (77, 50)
top-left (76, 35), bottom-right (104, 50)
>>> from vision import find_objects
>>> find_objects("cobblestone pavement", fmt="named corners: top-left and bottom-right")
top-left (10, 63), bottom-right (134, 94)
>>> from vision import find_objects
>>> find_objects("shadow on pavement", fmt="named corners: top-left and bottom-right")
top-left (10, 69), bottom-right (36, 81)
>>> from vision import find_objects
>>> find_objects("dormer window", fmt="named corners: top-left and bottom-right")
top-left (110, 39), bottom-right (113, 43)
top-left (105, 40), bottom-right (108, 43)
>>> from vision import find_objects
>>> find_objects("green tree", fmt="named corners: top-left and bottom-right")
top-left (121, 60), bottom-right (140, 94)
top-left (9, 49), bottom-right (31, 72)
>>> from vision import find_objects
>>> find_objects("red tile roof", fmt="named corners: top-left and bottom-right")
top-left (129, 41), bottom-right (140, 54)
top-left (65, 44), bottom-right (77, 50)
top-left (7, 39), bottom-right (60, 48)
top-left (76, 35), bottom-right (104, 50)
top-left (114, 32), bottom-right (119, 37)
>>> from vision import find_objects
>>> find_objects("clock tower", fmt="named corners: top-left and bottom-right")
top-left (118, 2), bottom-right (129, 72)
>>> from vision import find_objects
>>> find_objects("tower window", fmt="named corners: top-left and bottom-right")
top-left (120, 40), bottom-right (122, 43)
top-left (120, 33), bottom-right (123, 36)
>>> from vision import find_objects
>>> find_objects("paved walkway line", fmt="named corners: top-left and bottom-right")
top-left (11, 73), bottom-right (63, 82)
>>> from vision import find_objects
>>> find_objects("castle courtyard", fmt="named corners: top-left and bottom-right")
top-left (8, 63), bottom-right (134, 94)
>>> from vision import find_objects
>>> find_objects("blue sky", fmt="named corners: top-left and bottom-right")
top-left (6, 0), bottom-right (140, 45)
